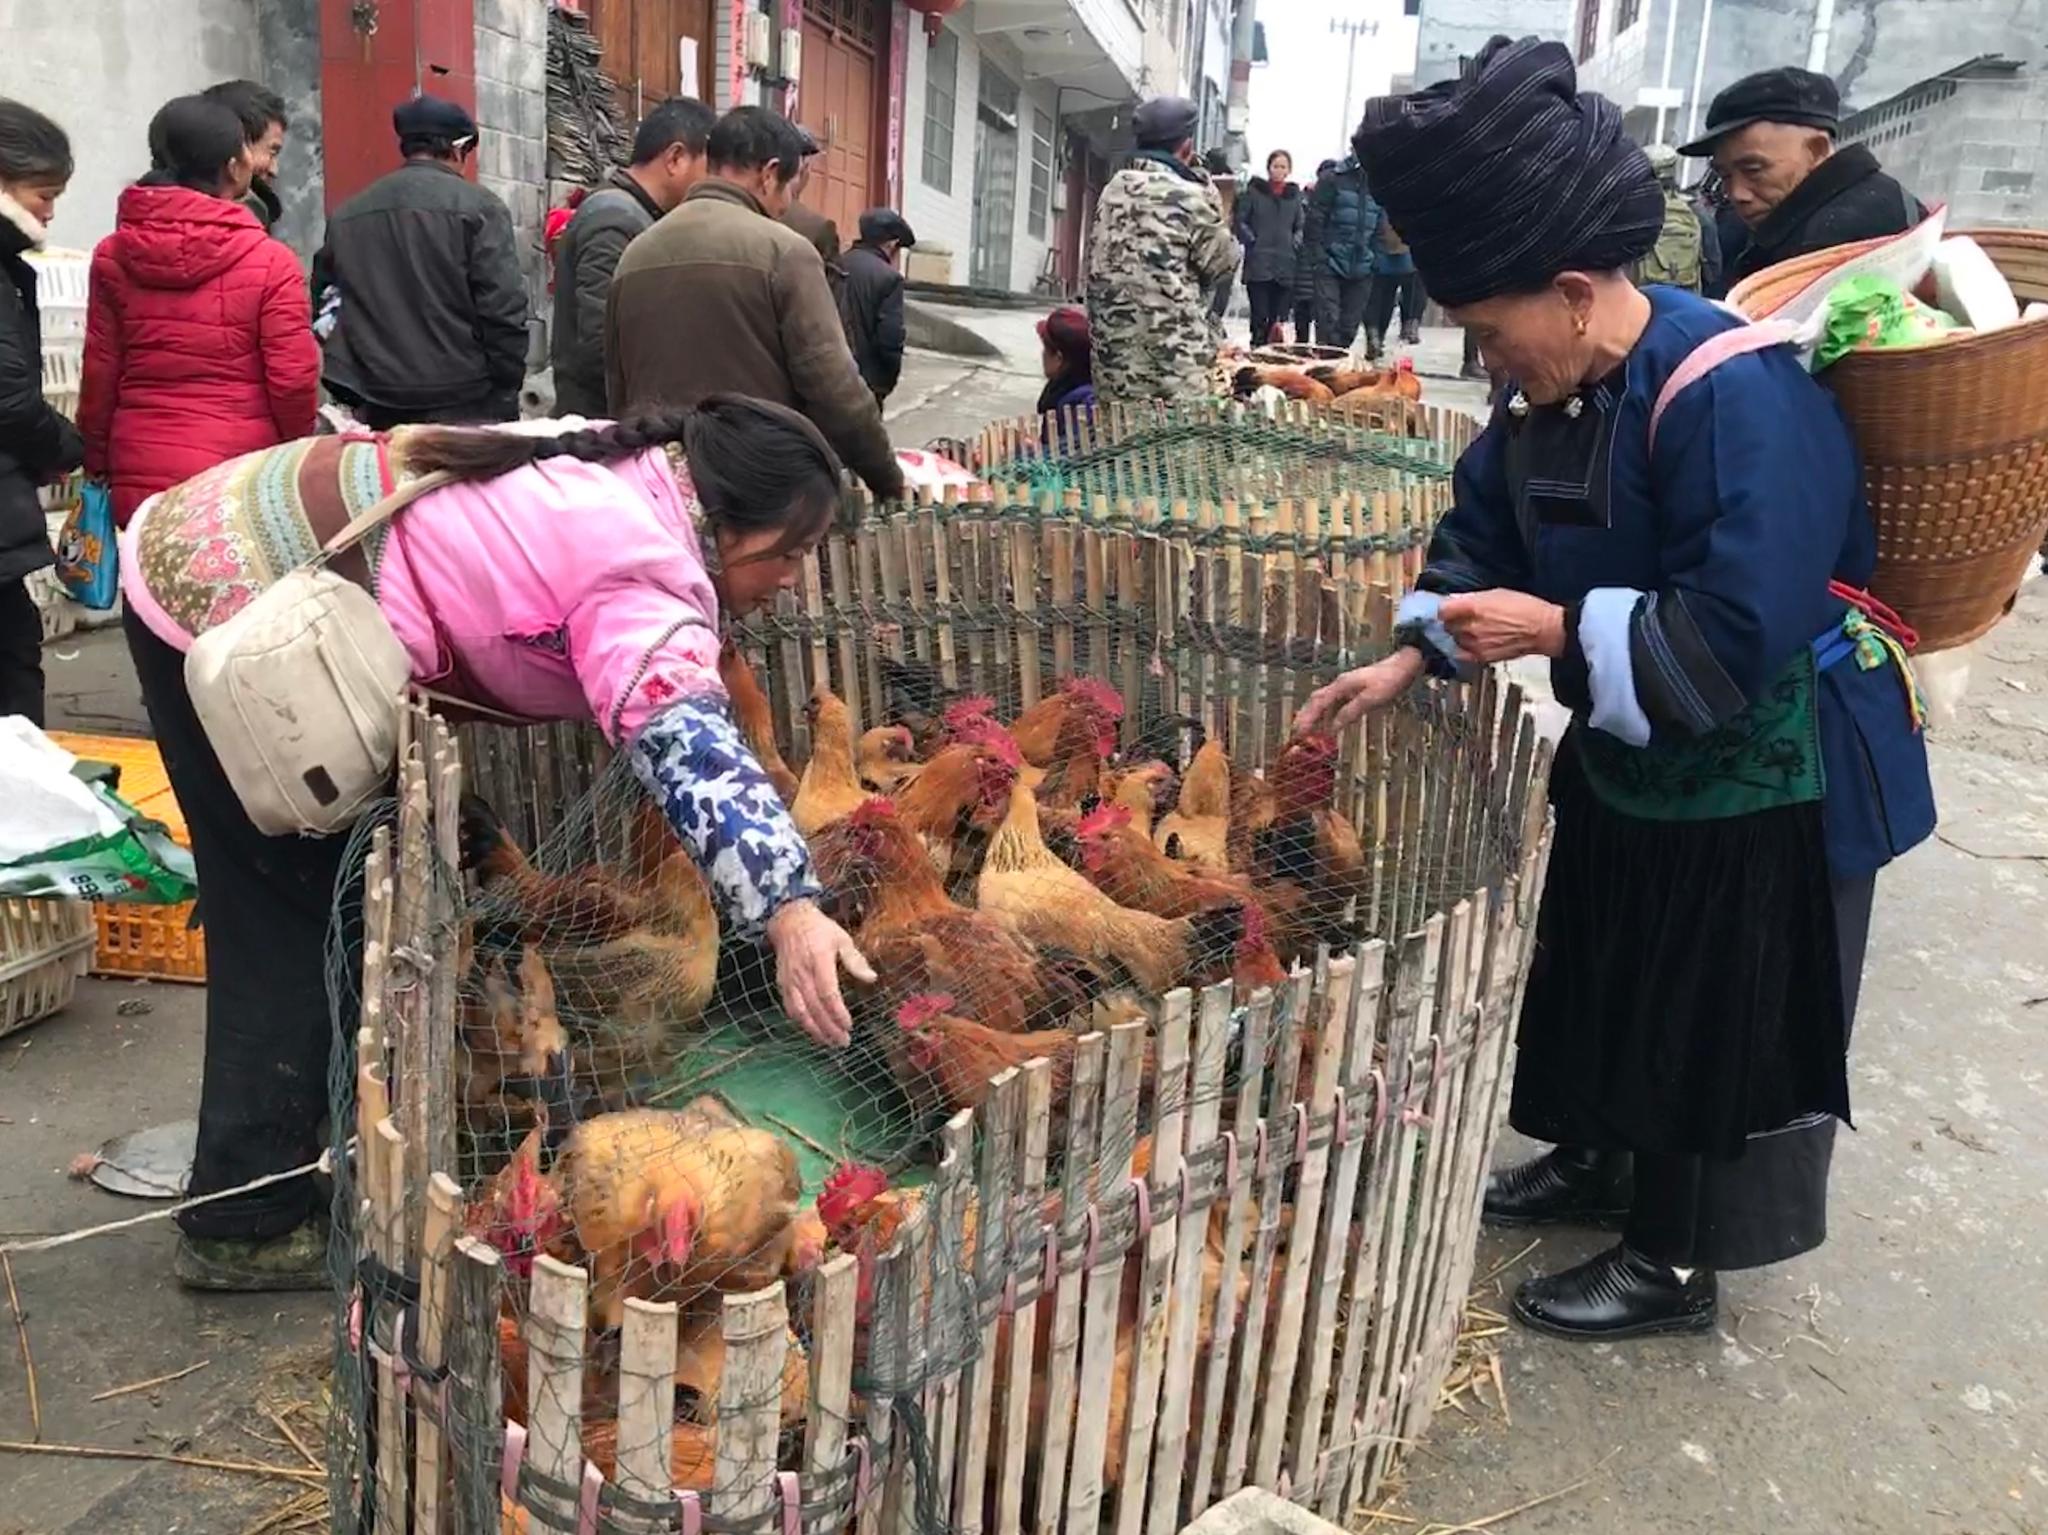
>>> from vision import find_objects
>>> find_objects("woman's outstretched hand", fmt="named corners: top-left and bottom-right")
top-left (766, 899), bottom-right (875, 1048)
top-left (1296, 648), bottom-right (1429, 733)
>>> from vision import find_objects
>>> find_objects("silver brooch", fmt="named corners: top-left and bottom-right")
top-left (1507, 389), bottom-right (1529, 417)
top-left (1564, 395), bottom-right (1585, 419)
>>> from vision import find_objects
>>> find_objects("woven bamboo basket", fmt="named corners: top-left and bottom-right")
top-left (1730, 228), bottom-right (2048, 650)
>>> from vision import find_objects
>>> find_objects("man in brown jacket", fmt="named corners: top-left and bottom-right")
top-left (606, 106), bottom-right (904, 498)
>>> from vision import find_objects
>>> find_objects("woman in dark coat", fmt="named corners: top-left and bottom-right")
top-left (1292, 159), bottom-right (1336, 344)
top-left (0, 100), bottom-right (84, 725)
top-left (1232, 150), bottom-right (1303, 346)
top-left (1304, 39), bottom-right (1933, 1341)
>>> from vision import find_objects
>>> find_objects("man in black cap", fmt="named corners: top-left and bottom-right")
top-left (1086, 96), bottom-right (1238, 406)
top-left (1679, 67), bottom-right (1922, 286)
top-left (312, 94), bottom-right (529, 426)
top-left (840, 208), bottom-right (915, 404)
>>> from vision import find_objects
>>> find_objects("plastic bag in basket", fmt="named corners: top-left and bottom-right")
top-left (1734, 207), bottom-right (1949, 368)
top-left (0, 721), bottom-right (196, 903)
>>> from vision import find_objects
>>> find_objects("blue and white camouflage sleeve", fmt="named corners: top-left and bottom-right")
top-left (628, 694), bottom-right (822, 939)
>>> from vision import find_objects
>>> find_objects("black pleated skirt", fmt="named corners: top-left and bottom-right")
top-left (1510, 731), bottom-right (1853, 1162)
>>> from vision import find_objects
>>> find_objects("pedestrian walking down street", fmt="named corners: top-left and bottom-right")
top-left (1293, 158), bottom-right (1336, 344)
top-left (1681, 67), bottom-right (1923, 286)
top-left (1312, 153), bottom-right (1378, 356)
top-left (840, 208), bottom-right (914, 404)
top-left (1365, 213), bottom-right (1422, 350)
top-left (1087, 96), bottom-right (1238, 408)
top-left (1204, 147), bottom-right (1239, 323)
top-left (313, 95), bottom-right (529, 429)
top-left (1307, 36), bottom-right (1933, 1341)
top-left (203, 80), bottom-right (289, 232)
top-left (1633, 144), bottom-right (1705, 292)
top-left (607, 107), bottom-right (904, 500)
top-left (0, 99), bottom-right (84, 726)
top-left (78, 96), bottom-right (318, 529)
top-left (1234, 150), bottom-right (1302, 346)
top-left (550, 97), bottom-right (715, 417)
top-left (120, 401), bottom-right (874, 1288)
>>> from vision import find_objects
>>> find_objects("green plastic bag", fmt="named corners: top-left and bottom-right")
top-left (1815, 274), bottom-right (1959, 368)
top-left (0, 723), bottom-right (197, 903)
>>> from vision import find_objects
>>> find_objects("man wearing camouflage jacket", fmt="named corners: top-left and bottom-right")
top-left (1086, 97), bottom-right (1239, 407)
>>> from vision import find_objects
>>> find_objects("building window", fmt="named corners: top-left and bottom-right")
top-left (922, 28), bottom-right (959, 193)
top-left (1615, 0), bottom-right (1642, 32)
top-left (1028, 109), bottom-right (1055, 238)
top-left (1575, 0), bottom-right (1602, 62)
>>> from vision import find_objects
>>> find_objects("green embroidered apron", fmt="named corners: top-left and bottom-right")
top-left (1575, 608), bottom-right (1923, 822)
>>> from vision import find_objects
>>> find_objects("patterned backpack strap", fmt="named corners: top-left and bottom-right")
top-left (1646, 319), bottom-right (1801, 455)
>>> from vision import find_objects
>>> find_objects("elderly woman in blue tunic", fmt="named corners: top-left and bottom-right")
top-left (1299, 38), bottom-right (1935, 1341)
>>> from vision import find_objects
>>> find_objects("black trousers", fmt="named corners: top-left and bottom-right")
top-left (1317, 277), bottom-right (1372, 353)
top-left (0, 577), bottom-right (44, 726)
top-left (1246, 280), bottom-right (1290, 346)
top-left (125, 607), bottom-right (349, 1240)
top-left (1291, 298), bottom-right (1317, 344)
top-left (1621, 873), bottom-right (1877, 1272)
top-left (1366, 272), bottom-right (1424, 341)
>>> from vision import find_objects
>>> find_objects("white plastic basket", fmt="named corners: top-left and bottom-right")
top-left (0, 896), bottom-right (94, 1039)
top-left (24, 246), bottom-right (88, 344)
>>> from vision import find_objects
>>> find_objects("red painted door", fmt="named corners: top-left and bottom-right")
top-left (320, 0), bottom-right (478, 212)
top-left (795, 0), bottom-right (881, 237)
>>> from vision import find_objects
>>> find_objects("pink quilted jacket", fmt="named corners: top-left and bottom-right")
top-left (78, 184), bottom-right (319, 526)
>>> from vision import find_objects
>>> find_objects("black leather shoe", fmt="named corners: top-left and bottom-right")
top-left (1512, 1243), bottom-right (1718, 1340)
top-left (1483, 1146), bottom-right (1632, 1228)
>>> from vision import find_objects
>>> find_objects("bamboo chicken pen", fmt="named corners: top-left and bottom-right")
top-left (325, 400), bottom-right (1547, 1535)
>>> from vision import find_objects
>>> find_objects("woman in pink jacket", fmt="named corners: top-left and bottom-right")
top-left (78, 94), bottom-right (317, 527)
top-left (121, 399), bottom-right (870, 1290)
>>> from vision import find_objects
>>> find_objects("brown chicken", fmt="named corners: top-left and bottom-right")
top-left (858, 725), bottom-right (922, 795)
top-left (889, 992), bottom-right (1084, 1129)
top-left (458, 942), bottom-right (568, 1135)
top-left (1101, 759), bottom-right (1178, 826)
top-left (463, 1124), bottom-right (567, 1284)
top-left (1075, 805), bottom-right (1288, 997)
top-left (1153, 737), bottom-right (1233, 871)
top-left (1249, 734), bottom-right (1368, 956)
top-left (719, 640), bottom-right (799, 805)
top-left (895, 734), bottom-right (1022, 889)
top-left (1033, 701), bottom-right (1116, 816)
top-left (816, 1162), bottom-right (922, 1325)
top-left (1232, 364), bottom-right (1335, 404)
top-left (977, 782), bottom-right (1241, 995)
top-left (671, 1297), bottom-right (809, 1427)
top-left (464, 796), bottom-right (721, 1098)
top-left (1003, 675), bottom-right (1126, 770)
top-left (792, 685), bottom-right (869, 837)
top-left (840, 798), bottom-right (1094, 1034)
top-left (578, 1419), bottom-right (715, 1491)
top-left (555, 1111), bottom-right (803, 1329)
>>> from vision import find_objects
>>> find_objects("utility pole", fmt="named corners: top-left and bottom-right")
top-left (1332, 17), bottom-right (1380, 149)
top-left (1225, 0), bottom-right (1259, 168)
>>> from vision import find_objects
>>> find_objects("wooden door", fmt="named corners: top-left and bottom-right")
top-left (796, 1), bottom-right (881, 238)
top-left (321, 0), bottom-right (477, 212)
top-left (588, 0), bottom-right (716, 118)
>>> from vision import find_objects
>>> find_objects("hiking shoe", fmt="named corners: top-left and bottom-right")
top-left (175, 1219), bottom-right (331, 1292)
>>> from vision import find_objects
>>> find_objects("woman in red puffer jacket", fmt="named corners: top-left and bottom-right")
top-left (79, 95), bottom-right (318, 527)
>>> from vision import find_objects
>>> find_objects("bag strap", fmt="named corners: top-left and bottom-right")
top-left (1646, 320), bottom-right (1799, 455)
top-left (318, 469), bottom-right (460, 562)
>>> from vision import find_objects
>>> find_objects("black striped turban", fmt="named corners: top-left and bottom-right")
top-left (1351, 36), bottom-right (1664, 306)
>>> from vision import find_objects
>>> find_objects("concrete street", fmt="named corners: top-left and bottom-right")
top-left (1, 317), bottom-right (2041, 1533)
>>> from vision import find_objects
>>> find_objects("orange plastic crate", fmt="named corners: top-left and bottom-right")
top-left (46, 732), bottom-right (206, 983)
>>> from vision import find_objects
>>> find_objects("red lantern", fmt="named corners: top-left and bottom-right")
top-left (904, 0), bottom-right (965, 43)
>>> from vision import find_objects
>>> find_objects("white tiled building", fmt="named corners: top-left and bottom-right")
top-left (898, 0), bottom-right (1159, 293)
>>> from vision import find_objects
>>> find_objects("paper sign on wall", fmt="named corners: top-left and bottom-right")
top-left (680, 37), bottom-right (700, 95)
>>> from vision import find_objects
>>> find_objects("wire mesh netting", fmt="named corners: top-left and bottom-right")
top-left (321, 413), bottom-right (1546, 1534)
top-left (965, 401), bottom-right (1460, 511)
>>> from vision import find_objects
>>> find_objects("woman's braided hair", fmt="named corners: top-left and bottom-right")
top-left (403, 394), bottom-right (850, 547)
